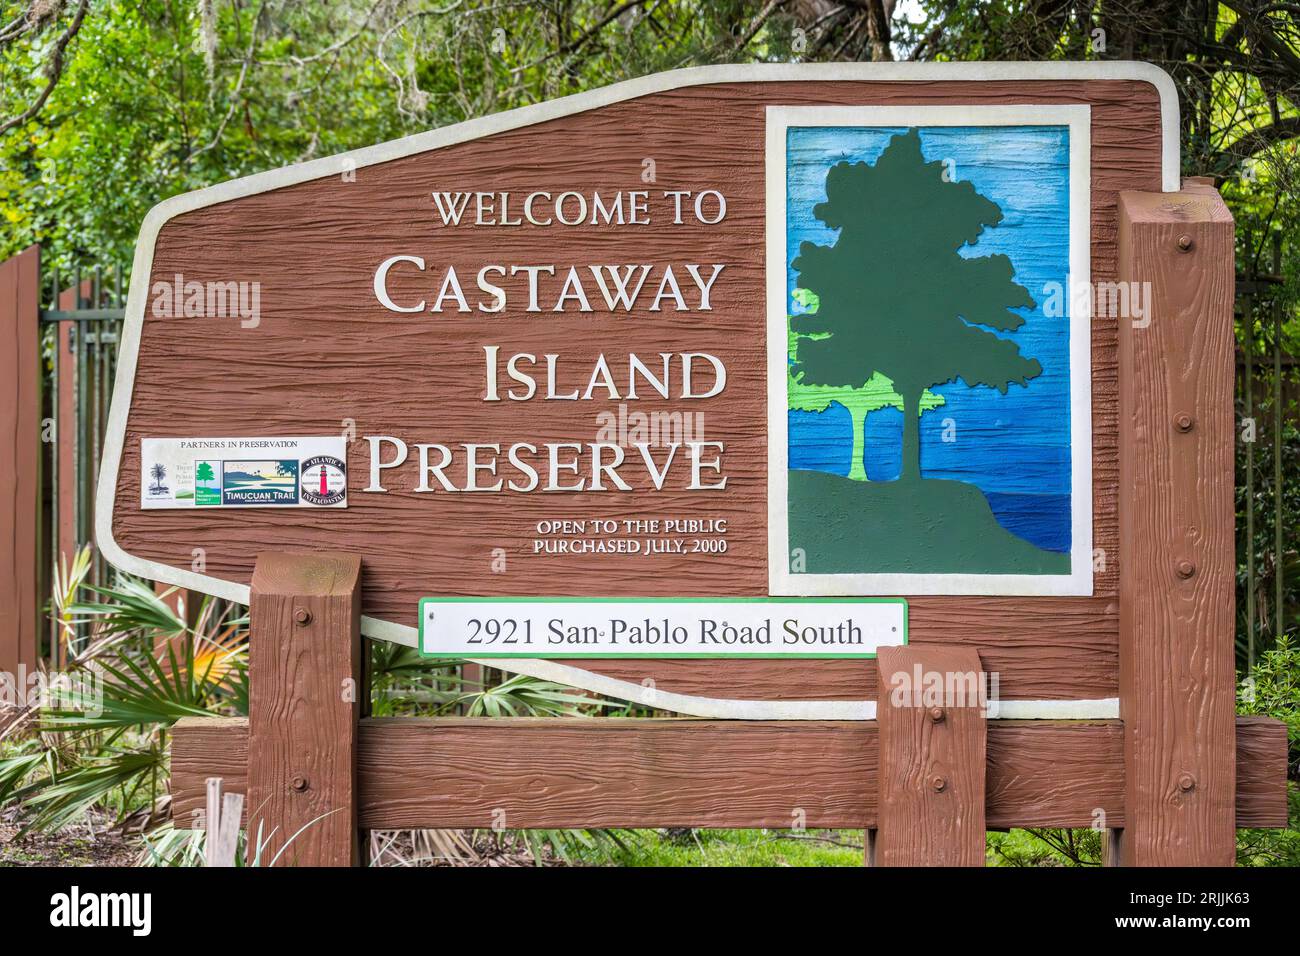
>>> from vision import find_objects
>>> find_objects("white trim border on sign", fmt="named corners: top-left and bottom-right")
top-left (95, 62), bottom-right (1176, 721)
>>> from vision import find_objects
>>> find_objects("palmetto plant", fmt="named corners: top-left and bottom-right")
top-left (0, 546), bottom-right (248, 836)
top-left (2, 545), bottom-right (633, 866)
top-left (368, 642), bottom-right (609, 719)
top-left (449, 672), bottom-right (603, 718)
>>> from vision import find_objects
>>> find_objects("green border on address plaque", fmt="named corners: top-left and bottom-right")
top-left (417, 596), bottom-right (908, 660)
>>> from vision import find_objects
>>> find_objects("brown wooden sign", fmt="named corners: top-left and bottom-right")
top-left (103, 62), bottom-right (1195, 722)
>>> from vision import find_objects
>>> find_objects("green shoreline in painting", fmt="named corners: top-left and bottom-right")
top-left (788, 469), bottom-right (1070, 575)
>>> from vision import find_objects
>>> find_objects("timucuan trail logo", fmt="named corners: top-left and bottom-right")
top-left (221, 459), bottom-right (299, 505)
top-left (301, 455), bottom-right (347, 506)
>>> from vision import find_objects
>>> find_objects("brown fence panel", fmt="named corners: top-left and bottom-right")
top-left (0, 245), bottom-right (41, 684)
top-left (170, 714), bottom-right (1289, 833)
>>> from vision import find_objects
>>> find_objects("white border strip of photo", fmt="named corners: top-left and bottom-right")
top-left (766, 104), bottom-right (1093, 597)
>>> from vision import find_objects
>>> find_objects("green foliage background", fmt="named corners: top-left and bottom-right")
top-left (0, 0), bottom-right (779, 268)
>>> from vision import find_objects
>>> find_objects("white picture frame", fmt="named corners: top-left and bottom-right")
top-left (766, 104), bottom-right (1094, 597)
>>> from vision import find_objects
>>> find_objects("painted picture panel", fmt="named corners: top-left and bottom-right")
top-left (767, 106), bottom-right (1093, 596)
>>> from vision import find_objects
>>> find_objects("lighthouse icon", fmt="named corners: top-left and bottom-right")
top-left (300, 455), bottom-right (347, 507)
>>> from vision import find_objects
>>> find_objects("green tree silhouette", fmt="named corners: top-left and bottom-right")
top-left (788, 289), bottom-right (944, 481)
top-left (792, 128), bottom-right (1041, 482)
top-left (195, 461), bottom-right (215, 488)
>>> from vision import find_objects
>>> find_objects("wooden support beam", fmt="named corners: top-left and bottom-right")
top-left (1234, 715), bottom-right (1289, 825)
top-left (171, 714), bottom-right (1288, 832)
top-left (247, 552), bottom-right (362, 867)
top-left (0, 246), bottom-right (41, 684)
top-left (1118, 182), bottom-right (1237, 866)
top-left (875, 646), bottom-right (987, 866)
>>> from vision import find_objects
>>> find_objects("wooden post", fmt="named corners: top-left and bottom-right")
top-left (874, 646), bottom-right (987, 866)
top-left (204, 777), bottom-right (244, 867)
top-left (0, 246), bottom-right (41, 685)
top-left (247, 552), bottom-right (362, 867)
top-left (1117, 181), bottom-right (1237, 866)
top-left (1101, 828), bottom-right (1122, 867)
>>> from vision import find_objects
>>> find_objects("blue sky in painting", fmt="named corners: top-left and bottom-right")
top-left (785, 125), bottom-right (1072, 553)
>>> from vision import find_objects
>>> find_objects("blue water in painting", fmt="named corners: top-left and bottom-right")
top-left (786, 125), bottom-right (1072, 554)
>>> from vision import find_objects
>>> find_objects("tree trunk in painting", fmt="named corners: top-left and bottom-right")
top-left (901, 387), bottom-right (922, 482)
top-left (849, 406), bottom-right (868, 481)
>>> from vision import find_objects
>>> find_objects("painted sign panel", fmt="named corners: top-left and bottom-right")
top-left (140, 436), bottom-right (348, 509)
top-left (98, 63), bottom-right (1175, 718)
top-left (767, 106), bottom-right (1092, 596)
top-left (419, 597), bottom-right (907, 659)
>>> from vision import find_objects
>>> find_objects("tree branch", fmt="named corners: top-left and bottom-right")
top-left (1210, 115), bottom-right (1300, 176)
top-left (734, 0), bottom-right (791, 54)
top-left (0, 0), bottom-right (90, 138)
top-left (509, 0), bottom-right (649, 75)
top-left (185, 0), bottom-right (266, 162)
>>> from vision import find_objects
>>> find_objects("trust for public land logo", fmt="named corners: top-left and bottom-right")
top-left (301, 455), bottom-right (347, 506)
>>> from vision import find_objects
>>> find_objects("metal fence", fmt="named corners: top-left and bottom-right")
top-left (1236, 231), bottom-right (1297, 673)
top-left (38, 261), bottom-right (126, 661)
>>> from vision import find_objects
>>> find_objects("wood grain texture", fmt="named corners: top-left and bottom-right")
top-left (1117, 183), bottom-right (1237, 865)
top-left (113, 79), bottom-right (1166, 703)
top-left (1235, 716), bottom-right (1289, 827)
top-left (0, 245), bottom-right (41, 683)
top-left (875, 646), bottom-right (987, 865)
top-left (247, 551), bottom-right (362, 866)
top-left (168, 714), bottom-right (1289, 830)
